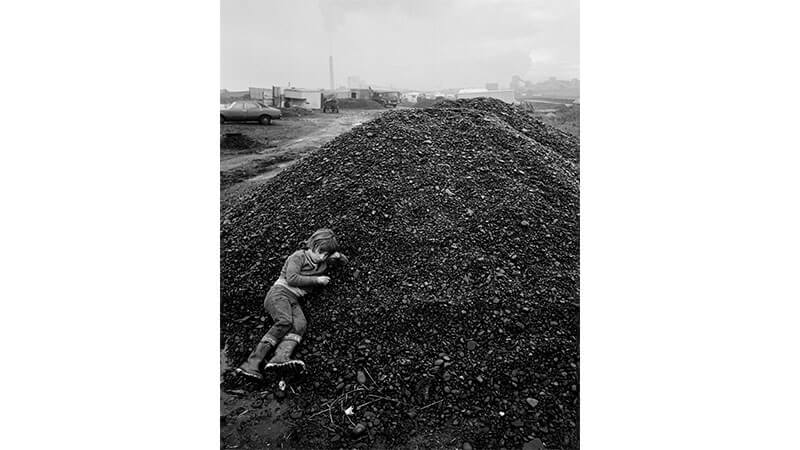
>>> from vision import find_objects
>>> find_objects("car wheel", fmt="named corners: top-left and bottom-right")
top-left (259, 115), bottom-right (271, 125)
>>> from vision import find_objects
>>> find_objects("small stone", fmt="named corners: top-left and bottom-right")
top-left (434, 359), bottom-right (444, 366)
top-left (462, 442), bottom-right (473, 450)
top-left (466, 340), bottom-right (477, 351)
top-left (522, 438), bottom-right (544, 450)
top-left (526, 398), bottom-right (539, 408)
top-left (352, 423), bottom-right (367, 436)
top-left (357, 370), bottom-right (367, 384)
top-left (521, 220), bottom-right (530, 227)
top-left (512, 419), bottom-right (524, 427)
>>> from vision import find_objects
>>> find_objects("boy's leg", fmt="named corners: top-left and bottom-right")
top-left (290, 302), bottom-right (307, 337)
top-left (237, 333), bottom-right (277, 379)
top-left (263, 290), bottom-right (294, 343)
top-left (236, 290), bottom-right (292, 379)
top-left (265, 301), bottom-right (307, 374)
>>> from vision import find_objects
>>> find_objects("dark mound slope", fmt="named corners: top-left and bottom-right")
top-left (434, 98), bottom-right (579, 163)
top-left (221, 98), bottom-right (580, 449)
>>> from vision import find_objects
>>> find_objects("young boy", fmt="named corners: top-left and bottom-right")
top-left (237, 228), bottom-right (348, 380)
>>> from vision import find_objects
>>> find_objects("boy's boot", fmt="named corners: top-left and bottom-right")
top-left (264, 333), bottom-right (306, 375)
top-left (236, 334), bottom-right (277, 380)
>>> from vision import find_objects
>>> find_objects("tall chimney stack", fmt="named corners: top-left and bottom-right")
top-left (329, 56), bottom-right (334, 90)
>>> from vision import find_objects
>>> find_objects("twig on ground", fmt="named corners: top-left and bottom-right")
top-left (310, 387), bottom-right (370, 423)
top-left (334, 387), bottom-right (366, 405)
top-left (364, 368), bottom-right (377, 385)
top-left (418, 399), bottom-right (443, 411)
top-left (309, 407), bottom-right (333, 419)
top-left (355, 398), bottom-right (382, 410)
top-left (367, 394), bottom-right (404, 405)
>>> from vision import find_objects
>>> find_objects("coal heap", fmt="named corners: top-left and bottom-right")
top-left (221, 98), bottom-right (579, 449)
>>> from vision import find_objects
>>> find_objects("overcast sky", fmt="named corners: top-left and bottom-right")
top-left (221, 0), bottom-right (578, 91)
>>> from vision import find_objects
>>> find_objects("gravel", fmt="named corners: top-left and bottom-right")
top-left (221, 98), bottom-right (579, 449)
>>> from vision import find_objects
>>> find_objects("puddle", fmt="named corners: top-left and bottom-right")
top-left (251, 399), bottom-right (291, 440)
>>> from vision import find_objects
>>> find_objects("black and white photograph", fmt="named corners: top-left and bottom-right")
top-left (219, 1), bottom-right (579, 448)
top-left (6, 1), bottom-right (800, 450)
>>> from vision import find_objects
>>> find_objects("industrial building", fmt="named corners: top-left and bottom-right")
top-left (283, 88), bottom-right (322, 109)
top-left (248, 87), bottom-right (271, 101)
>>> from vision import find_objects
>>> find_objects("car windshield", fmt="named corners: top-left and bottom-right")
top-left (257, 102), bottom-right (269, 108)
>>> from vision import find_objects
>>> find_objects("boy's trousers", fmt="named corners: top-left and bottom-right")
top-left (263, 285), bottom-right (307, 344)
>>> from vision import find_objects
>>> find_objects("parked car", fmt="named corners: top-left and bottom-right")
top-left (220, 101), bottom-right (282, 125)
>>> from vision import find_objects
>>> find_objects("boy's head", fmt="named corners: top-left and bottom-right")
top-left (305, 228), bottom-right (339, 255)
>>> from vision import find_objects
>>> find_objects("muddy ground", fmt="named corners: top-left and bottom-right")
top-left (221, 109), bottom-right (387, 195)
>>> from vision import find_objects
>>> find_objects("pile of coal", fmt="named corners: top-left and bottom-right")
top-left (221, 98), bottom-right (579, 449)
top-left (434, 97), bottom-right (578, 163)
top-left (220, 132), bottom-right (260, 150)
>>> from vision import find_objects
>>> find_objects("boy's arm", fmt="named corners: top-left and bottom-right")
top-left (285, 253), bottom-right (324, 287)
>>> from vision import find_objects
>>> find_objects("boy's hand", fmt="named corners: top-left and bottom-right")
top-left (330, 252), bottom-right (349, 264)
top-left (317, 276), bottom-right (331, 286)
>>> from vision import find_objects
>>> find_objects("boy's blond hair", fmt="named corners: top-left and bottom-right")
top-left (305, 228), bottom-right (339, 254)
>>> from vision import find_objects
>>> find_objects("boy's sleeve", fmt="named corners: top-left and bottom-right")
top-left (285, 253), bottom-right (320, 287)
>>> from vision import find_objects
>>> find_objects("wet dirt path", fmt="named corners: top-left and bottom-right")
top-left (220, 109), bottom-right (385, 193)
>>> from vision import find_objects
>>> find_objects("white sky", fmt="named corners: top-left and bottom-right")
top-left (221, 0), bottom-right (578, 91)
